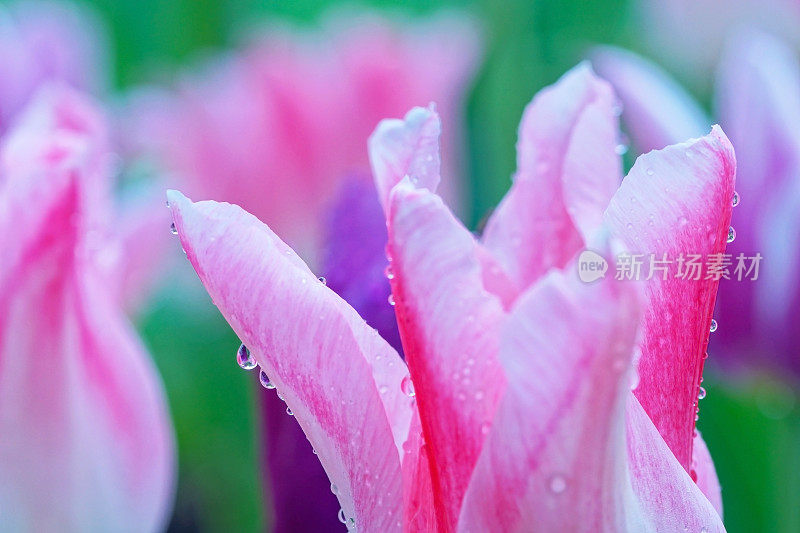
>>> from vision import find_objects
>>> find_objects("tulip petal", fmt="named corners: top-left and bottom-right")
top-left (0, 98), bottom-right (174, 532)
top-left (385, 179), bottom-right (506, 529)
top-left (168, 190), bottom-right (418, 532)
top-left (591, 46), bottom-right (708, 153)
top-left (604, 126), bottom-right (736, 471)
top-left (458, 239), bottom-right (642, 532)
top-left (369, 105), bottom-right (441, 213)
top-left (482, 64), bottom-right (622, 291)
top-left (693, 430), bottom-right (724, 517)
top-left (626, 397), bottom-right (724, 532)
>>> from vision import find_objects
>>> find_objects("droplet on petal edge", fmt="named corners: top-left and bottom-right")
top-left (259, 370), bottom-right (275, 389)
top-left (331, 483), bottom-right (338, 495)
top-left (401, 375), bottom-right (415, 398)
top-left (709, 319), bottom-right (718, 333)
top-left (698, 387), bottom-right (707, 400)
top-left (338, 509), bottom-right (347, 524)
top-left (732, 191), bottom-right (740, 207)
top-left (318, 276), bottom-right (327, 285)
top-left (286, 406), bottom-right (294, 416)
top-left (727, 226), bottom-right (736, 243)
top-left (170, 222), bottom-right (178, 235)
top-left (388, 294), bottom-right (396, 306)
top-left (237, 344), bottom-right (257, 370)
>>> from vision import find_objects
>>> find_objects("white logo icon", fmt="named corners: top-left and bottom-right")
top-left (577, 250), bottom-right (608, 283)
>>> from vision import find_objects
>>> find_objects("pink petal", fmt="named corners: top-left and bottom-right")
top-left (591, 46), bottom-right (708, 153)
top-left (369, 105), bottom-right (441, 212)
top-left (0, 97), bottom-right (174, 531)
top-left (693, 430), bottom-right (724, 517)
top-left (385, 180), bottom-right (506, 529)
top-left (482, 64), bottom-right (622, 291)
top-left (458, 239), bottom-right (642, 532)
top-left (604, 126), bottom-right (736, 471)
top-left (626, 397), bottom-right (724, 531)
top-left (167, 190), bottom-right (420, 532)
top-left (115, 184), bottom-right (174, 314)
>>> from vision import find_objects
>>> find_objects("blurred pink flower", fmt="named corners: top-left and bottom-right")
top-left (636, 0), bottom-right (800, 83)
top-left (594, 32), bottom-right (800, 376)
top-left (127, 9), bottom-right (480, 260)
top-left (167, 64), bottom-right (733, 531)
top-left (0, 0), bottom-right (108, 132)
top-left (0, 86), bottom-right (175, 531)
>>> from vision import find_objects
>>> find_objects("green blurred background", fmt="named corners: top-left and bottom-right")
top-left (68, 0), bottom-right (800, 530)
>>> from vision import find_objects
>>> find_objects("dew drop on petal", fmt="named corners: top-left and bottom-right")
top-left (170, 222), bottom-right (178, 235)
top-left (318, 276), bottom-right (327, 285)
top-left (709, 319), bottom-right (718, 333)
top-left (646, 168), bottom-right (655, 176)
top-left (338, 509), bottom-right (346, 524)
top-left (259, 370), bottom-right (275, 389)
top-left (237, 344), bottom-right (257, 370)
top-left (331, 483), bottom-right (338, 495)
top-left (732, 191), bottom-right (740, 207)
top-left (727, 226), bottom-right (736, 243)
top-left (698, 387), bottom-right (707, 400)
top-left (401, 375), bottom-right (416, 398)
top-left (388, 294), bottom-right (396, 306)
top-left (548, 475), bottom-right (567, 494)
top-left (286, 406), bottom-right (294, 416)
top-left (347, 518), bottom-right (356, 530)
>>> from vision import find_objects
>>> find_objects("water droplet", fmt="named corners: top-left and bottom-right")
top-left (615, 143), bottom-right (629, 155)
top-left (646, 168), bottom-right (654, 176)
top-left (384, 265), bottom-right (394, 280)
top-left (732, 191), bottom-right (740, 207)
top-left (548, 475), bottom-right (567, 494)
top-left (237, 344), bottom-right (257, 370)
top-left (331, 483), bottom-right (338, 495)
top-left (709, 319), bottom-right (718, 333)
top-left (338, 509), bottom-right (347, 524)
top-left (727, 226), bottom-right (736, 243)
top-left (318, 276), bottom-right (327, 285)
top-left (170, 222), bottom-right (177, 235)
top-left (698, 386), bottom-right (707, 400)
top-left (286, 406), bottom-right (294, 416)
top-left (388, 294), bottom-right (396, 306)
top-left (347, 518), bottom-right (356, 529)
top-left (259, 370), bottom-right (275, 389)
top-left (695, 412), bottom-right (700, 421)
top-left (401, 375), bottom-right (416, 398)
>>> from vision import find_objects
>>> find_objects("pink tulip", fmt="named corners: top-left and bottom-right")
top-left (167, 64), bottom-right (733, 531)
top-left (126, 9), bottom-right (480, 260)
top-left (0, 0), bottom-right (107, 132)
top-left (635, 0), bottom-right (800, 83)
top-left (0, 85), bottom-right (175, 531)
top-left (593, 32), bottom-right (800, 376)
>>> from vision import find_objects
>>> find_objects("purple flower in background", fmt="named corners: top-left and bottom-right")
top-left (262, 177), bottom-right (403, 532)
top-left (593, 30), bottom-right (800, 376)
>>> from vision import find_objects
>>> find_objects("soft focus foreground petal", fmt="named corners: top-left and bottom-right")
top-left (168, 191), bottom-right (418, 532)
top-left (626, 398), bottom-right (724, 532)
top-left (604, 127), bottom-right (736, 471)
top-left (693, 430), bottom-right (724, 517)
top-left (715, 30), bottom-right (800, 373)
top-left (458, 240), bottom-right (642, 532)
top-left (369, 105), bottom-right (441, 213)
top-left (385, 180), bottom-right (505, 530)
top-left (261, 177), bottom-right (403, 533)
top-left (591, 46), bottom-right (708, 153)
top-left (482, 64), bottom-right (622, 291)
top-left (0, 0), bottom-right (108, 131)
top-left (0, 111), bottom-right (174, 531)
top-left (0, 84), bottom-right (112, 229)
